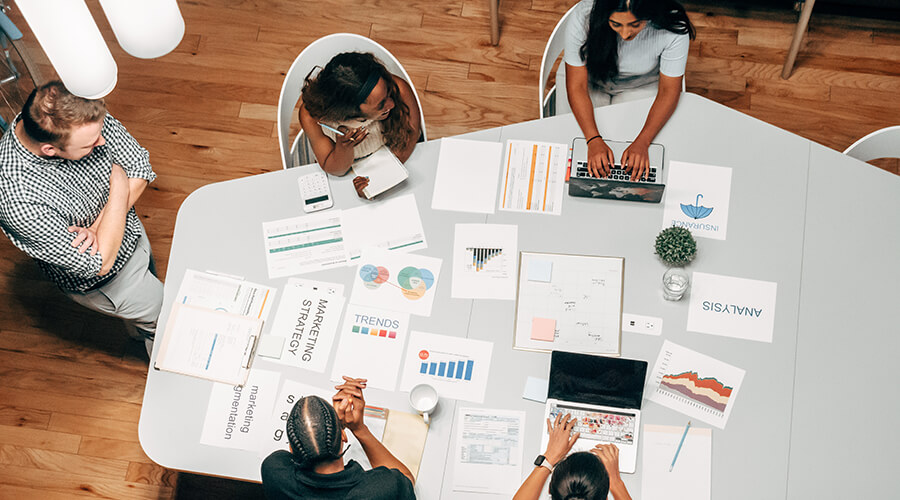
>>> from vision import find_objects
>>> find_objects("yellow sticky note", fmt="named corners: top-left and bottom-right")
top-left (531, 317), bottom-right (556, 342)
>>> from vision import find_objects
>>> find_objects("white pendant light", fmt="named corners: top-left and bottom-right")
top-left (16, 0), bottom-right (117, 99)
top-left (99, 0), bottom-right (185, 59)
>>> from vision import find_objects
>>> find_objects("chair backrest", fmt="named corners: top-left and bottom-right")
top-left (277, 33), bottom-right (427, 169)
top-left (843, 126), bottom-right (900, 162)
top-left (539, 5), bottom-right (579, 119)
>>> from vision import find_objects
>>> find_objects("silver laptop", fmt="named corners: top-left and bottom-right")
top-left (540, 351), bottom-right (648, 474)
top-left (568, 137), bottom-right (666, 203)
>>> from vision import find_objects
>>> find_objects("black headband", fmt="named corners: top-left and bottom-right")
top-left (354, 72), bottom-right (380, 106)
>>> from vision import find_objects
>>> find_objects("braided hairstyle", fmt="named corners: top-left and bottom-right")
top-left (301, 51), bottom-right (414, 153)
top-left (285, 395), bottom-right (343, 469)
top-left (580, 0), bottom-right (696, 84)
top-left (549, 452), bottom-right (610, 500)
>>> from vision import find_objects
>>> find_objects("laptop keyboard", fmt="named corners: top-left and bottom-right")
top-left (549, 402), bottom-right (636, 445)
top-left (575, 161), bottom-right (657, 183)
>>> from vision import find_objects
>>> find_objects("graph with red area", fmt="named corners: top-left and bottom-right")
top-left (659, 371), bottom-right (732, 413)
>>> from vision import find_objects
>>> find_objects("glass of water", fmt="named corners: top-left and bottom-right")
top-left (662, 267), bottom-right (690, 301)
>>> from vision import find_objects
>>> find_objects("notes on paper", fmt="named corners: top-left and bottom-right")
top-left (259, 379), bottom-right (333, 458)
top-left (342, 194), bottom-right (427, 262)
top-left (662, 161), bottom-right (733, 240)
top-left (687, 272), bottom-right (778, 343)
top-left (432, 138), bottom-right (503, 214)
top-left (350, 248), bottom-right (442, 317)
top-left (647, 340), bottom-right (746, 429)
top-left (175, 270), bottom-right (275, 320)
top-left (451, 224), bottom-right (518, 300)
top-left (330, 304), bottom-right (411, 391)
top-left (263, 278), bottom-right (345, 371)
top-left (201, 369), bottom-right (280, 451)
top-left (451, 407), bottom-right (526, 495)
top-left (641, 424), bottom-right (712, 500)
top-left (155, 303), bottom-right (262, 385)
top-left (399, 331), bottom-right (494, 403)
top-left (499, 140), bottom-right (568, 215)
top-left (262, 211), bottom-right (348, 278)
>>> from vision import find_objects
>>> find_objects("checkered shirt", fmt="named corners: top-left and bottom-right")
top-left (0, 114), bottom-right (156, 292)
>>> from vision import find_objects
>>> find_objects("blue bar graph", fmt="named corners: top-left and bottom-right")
top-left (438, 362), bottom-right (446, 377)
top-left (418, 359), bottom-right (475, 381)
top-left (456, 362), bottom-right (465, 379)
top-left (420, 362), bottom-right (428, 374)
top-left (464, 360), bottom-right (473, 380)
top-left (428, 363), bottom-right (436, 375)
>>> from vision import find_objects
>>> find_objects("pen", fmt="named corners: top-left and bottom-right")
top-left (669, 420), bottom-right (691, 472)
top-left (318, 122), bottom-right (345, 136)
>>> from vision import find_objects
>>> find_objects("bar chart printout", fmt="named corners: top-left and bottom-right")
top-left (451, 224), bottom-right (518, 300)
top-left (647, 340), bottom-right (746, 429)
top-left (419, 358), bottom-right (475, 380)
top-left (262, 211), bottom-right (349, 278)
top-left (400, 331), bottom-right (494, 403)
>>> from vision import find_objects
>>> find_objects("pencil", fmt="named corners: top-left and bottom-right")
top-left (317, 122), bottom-right (345, 136)
top-left (669, 420), bottom-right (691, 472)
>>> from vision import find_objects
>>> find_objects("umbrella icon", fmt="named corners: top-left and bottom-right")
top-left (680, 194), bottom-right (714, 219)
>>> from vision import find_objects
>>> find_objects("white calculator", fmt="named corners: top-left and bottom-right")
top-left (297, 171), bottom-right (333, 213)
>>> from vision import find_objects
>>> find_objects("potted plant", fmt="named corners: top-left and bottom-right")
top-left (654, 226), bottom-right (697, 267)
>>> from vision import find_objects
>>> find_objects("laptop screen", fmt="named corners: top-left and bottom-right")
top-left (548, 351), bottom-right (648, 409)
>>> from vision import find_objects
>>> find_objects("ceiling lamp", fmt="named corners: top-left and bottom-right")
top-left (99, 0), bottom-right (185, 59)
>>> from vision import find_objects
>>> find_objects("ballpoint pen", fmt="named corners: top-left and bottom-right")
top-left (317, 122), bottom-right (345, 136)
top-left (669, 420), bottom-right (691, 472)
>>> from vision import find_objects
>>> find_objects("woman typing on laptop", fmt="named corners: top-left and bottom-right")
top-left (558, 0), bottom-right (695, 182)
top-left (299, 52), bottom-right (421, 197)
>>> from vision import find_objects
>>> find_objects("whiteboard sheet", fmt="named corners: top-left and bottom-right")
top-left (513, 252), bottom-right (623, 355)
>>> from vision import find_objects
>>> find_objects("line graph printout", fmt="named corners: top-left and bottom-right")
top-left (262, 211), bottom-right (348, 278)
top-left (451, 224), bottom-right (518, 300)
top-left (647, 340), bottom-right (746, 429)
top-left (513, 252), bottom-right (623, 355)
top-left (499, 140), bottom-right (567, 215)
top-left (350, 248), bottom-right (442, 317)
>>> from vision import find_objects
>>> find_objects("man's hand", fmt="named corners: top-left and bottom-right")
top-left (544, 413), bottom-right (580, 465)
top-left (352, 176), bottom-right (370, 199)
top-left (621, 140), bottom-right (650, 181)
top-left (588, 138), bottom-right (615, 178)
top-left (67, 226), bottom-right (98, 255)
top-left (333, 376), bottom-right (368, 433)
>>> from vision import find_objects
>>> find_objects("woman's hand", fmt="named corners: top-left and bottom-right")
top-left (352, 176), bottom-right (370, 199)
top-left (591, 443), bottom-right (632, 500)
top-left (544, 413), bottom-right (580, 465)
top-left (587, 138), bottom-right (615, 178)
top-left (621, 140), bottom-right (650, 181)
top-left (335, 125), bottom-right (369, 152)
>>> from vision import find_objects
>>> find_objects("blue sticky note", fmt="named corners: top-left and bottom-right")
top-left (523, 376), bottom-right (549, 403)
top-left (528, 260), bottom-right (552, 282)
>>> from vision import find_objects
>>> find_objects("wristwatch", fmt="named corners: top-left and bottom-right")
top-left (534, 454), bottom-right (554, 472)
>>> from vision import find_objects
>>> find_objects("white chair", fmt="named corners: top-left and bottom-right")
top-left (538, 5), bottom-right (578, 119)
top-left (843, 126), bottom-right (900, 163)
top-left (277, 33), bottom-right (427, 169)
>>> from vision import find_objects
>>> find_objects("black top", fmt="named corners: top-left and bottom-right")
top-left (261, 451), bottom-right (416, 500)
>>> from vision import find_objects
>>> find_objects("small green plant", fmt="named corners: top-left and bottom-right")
top-left (655, 227), bottom-right (697, 267)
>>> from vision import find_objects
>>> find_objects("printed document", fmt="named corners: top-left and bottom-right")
top-left (687, 272), bottom-right (778, 343)
top-left (499, 140), bottom-right (567, 215)
top-left (399, 331), bottom-right (494, 403)
top-left (641, 424), bottom-right (712, 500)
top-left (342, 194), bottom-right (428, 261)
top-left (432, 138), bottom-right (503, 214)
top-left (330, 304), bottom-right (411, 391)
top-left (200, 369), bottom-right (280, 451)
top-left (661, 161), bottom-right (733, 240)
top-left (262, 210), bottom-right (348, 278)
top-left (175, 269), bottom-right (275, 320)
top-left (451, 407), bottom-right (526, 495)
top-left (451, 223), bottom-right (518, 300)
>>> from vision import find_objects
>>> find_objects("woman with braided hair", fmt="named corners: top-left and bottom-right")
top-left (513, 413), bottom-right (632, 500)
top-left (260, 376), bottom-right (416, 499)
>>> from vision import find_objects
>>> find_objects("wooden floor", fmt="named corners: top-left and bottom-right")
top-left (1, 1), bottom-right (897, 498)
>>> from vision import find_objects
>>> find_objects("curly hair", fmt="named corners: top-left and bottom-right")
top-left (20, 80), bottom-right (106, 147)
top-left (580, 0), bottom-right (696, 84)
top-left (285, 395), bottom-right (343, 469)
top-left (301, 52), bottom-right (414, 152)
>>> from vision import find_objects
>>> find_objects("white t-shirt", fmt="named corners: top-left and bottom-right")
top-left (564, 0), bottom-right (689, 88)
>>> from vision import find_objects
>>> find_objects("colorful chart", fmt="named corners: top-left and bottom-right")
top-left (466, 247), bottom-right (503, 272)
top-left (359, 263), bottom-right (435, 301)
top-left (659, 371), bottom-right (732, 413)
top-left (351, 324), bottom-right (397, 339)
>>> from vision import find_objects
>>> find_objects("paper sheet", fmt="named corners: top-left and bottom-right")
top-left (330, 304), bottom-right (411, 391)
top-left (175, 270), bottom-right (276, 320)
top-left (527, 260), bottom-right (552, 282)
top-left (451, 407), bottom-right (526, 495)
top-left (499, 140), bottom-right (568, 215)
top-left (687, 272), bottom-right (778, 343)
top-left (349, 248), bottom-right (442, 317)
top-left (352, 146), bottom-right (408, 199)
top-left (262, 210), bottom-right (348, 278)
top-left (661, 161), bottom-right (733, 240)
top-left (450, 224), bottom-right (518, 300)
top-left (382, 409), bottom-right (429, 479)
top-left (342, 194), bottom-right (427, 262)
top-left (431, 138), bottom-right (503, 214)
top-left (647, 340), bottom-right (746, 429)
top-left (641, 424), bottom-right (712, 500)
top-left (522, 376), bottom-right (548, 403)
top-left (399, 331), bottom-right (494, 403)
top-left (264, 278), bottom-right (346, 371)
top-left (201, 369), bottom-right (280, 451)
top-left (258, 379), bottom-right (334, 459)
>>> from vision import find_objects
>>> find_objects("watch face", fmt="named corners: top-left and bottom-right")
top-left (534, 454), bottom-right (546, 466)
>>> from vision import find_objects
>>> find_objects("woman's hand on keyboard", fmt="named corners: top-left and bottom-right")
top-left (587, 139), bottom-right (615, 178)
top-left (622, 140), bottom-right (650, 181)
top-left (544, 412), bottom-right (580, 465)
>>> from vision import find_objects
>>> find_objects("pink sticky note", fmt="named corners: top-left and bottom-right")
top-left (531, 317), bottom-right (556, 342)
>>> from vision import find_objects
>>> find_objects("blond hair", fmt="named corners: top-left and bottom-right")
top-left (21, 81), bottom-right (107, 147)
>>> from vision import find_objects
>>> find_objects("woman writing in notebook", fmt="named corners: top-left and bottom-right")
top-left (513, 413), bottom-right (633, 500)
top-left (299, 52), bottom-right (421, 197)
top-left (558, 0), bottom-right (695, 181)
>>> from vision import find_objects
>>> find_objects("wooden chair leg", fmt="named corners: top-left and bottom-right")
top-left (490, 0), bottom-right (500, 46)
top-left (781, 0), bottom-right (816, 79)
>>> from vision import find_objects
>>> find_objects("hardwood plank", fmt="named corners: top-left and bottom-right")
top-left (829, 86), bottom-right (900, 117)
top-left (0, 425), bottom-right (81, 453)
top-left (108, 103), bottom-right (275, 138)
top-left (78, 437), bottom-right (153, 463)
top-left (0, 335), bottom-right (147, 384)
top-left (49, 413), bottom-right (140, 443)
top-left (0, 443), bottom-right (130, 480)
top-left (126, 461), bottom-right (179, 488)
top-left (106, 89), bottom-right (243, 118)
top-left (0, 387), bottom-right (142, 423)
top-left (0, 406), bottom-right (52, 430)
top-left (745, 77), bottom-right (830, 101)
top-left (0, 464), bottom-right (172, 499)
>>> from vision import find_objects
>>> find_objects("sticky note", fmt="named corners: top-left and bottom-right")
top-left (256, 335), bottom-right (285, 359)
top-left (528, 260), bottom-right (552, 282)
top-left (523, 376), bottom-right (549, 403)
top-left (531, 317), bottom-right (556, 342)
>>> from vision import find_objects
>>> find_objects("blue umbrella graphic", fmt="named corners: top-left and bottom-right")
top-left (680, 194), bottom-right (714, 219)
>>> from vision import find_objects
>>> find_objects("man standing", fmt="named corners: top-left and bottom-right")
top-left (0, 81), bottom-right (162, 354)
